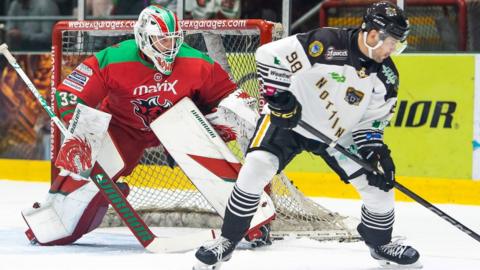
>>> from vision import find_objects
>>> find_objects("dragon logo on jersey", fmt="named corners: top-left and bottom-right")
top-left (308, 41), bottom-right (324, 57)
top-left (344, 87), bottom-right (364, 106)
top-left (131, 96), bottom-right (173, 130)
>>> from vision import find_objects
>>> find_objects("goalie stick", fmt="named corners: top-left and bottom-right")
top-left (298, 119), bottom-right (480, 243)
top-left (0, 43), bottom-right (219, 252)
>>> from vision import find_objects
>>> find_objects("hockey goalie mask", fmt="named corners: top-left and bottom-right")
top-left (361, 1), bottom-right (410, 58)
top-left (134, 6), bottom-right (184, 75)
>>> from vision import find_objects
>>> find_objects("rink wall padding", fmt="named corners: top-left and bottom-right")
top-left (285, 172), bottom-right (480, 206)
top-left (0, 159), bottom-right (478, 205)
top-left (0, 159), bottom-right (50, 182)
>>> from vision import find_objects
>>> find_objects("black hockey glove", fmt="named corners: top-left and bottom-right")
top-left (358, 144), bottom-right (395, 192)
top-left (267, 91), bottom-right (302, 129)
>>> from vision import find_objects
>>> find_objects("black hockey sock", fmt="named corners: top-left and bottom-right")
top-left (358, 205), bottom-right (394, 247)
top-left (221, 184), bottom-right (261, 243)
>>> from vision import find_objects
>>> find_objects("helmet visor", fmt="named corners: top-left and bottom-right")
top-left (379, 30), bottom-right (408, 55)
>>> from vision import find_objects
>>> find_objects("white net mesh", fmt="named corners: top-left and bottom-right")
top-left (52, 20), bottom-right (359, 241)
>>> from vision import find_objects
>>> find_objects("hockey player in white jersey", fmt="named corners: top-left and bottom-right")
top-left (195, 1), bottom-right (420, 268)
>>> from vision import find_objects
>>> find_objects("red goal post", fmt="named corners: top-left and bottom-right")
top-left (319, 0), bottom-right (467, 51)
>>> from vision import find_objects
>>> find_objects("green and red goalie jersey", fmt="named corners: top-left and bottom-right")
top-left (56, 39), bottom-right (237, 134)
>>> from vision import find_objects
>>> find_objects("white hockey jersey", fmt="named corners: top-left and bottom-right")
top-left (256, 28), bottom-right (399, 150)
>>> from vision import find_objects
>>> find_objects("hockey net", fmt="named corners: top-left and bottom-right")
top-left (319, 0), bottom-right (468, 51)
top-left (51, 19), bottom-right (359, 241)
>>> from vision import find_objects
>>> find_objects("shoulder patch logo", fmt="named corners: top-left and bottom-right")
top-left (382, 65), bottom-right (398, 85)
top-left (308, 41), bottom-right (324, 57)
top-left (63, 79), bottom-right (84, 92)
top-left (344, 87), bottom-right (364, 106)
top-left (67, 71), bottom-right (89, 86)
top-left (325, 46), bottom-right (348, 61)
top-left (329, 72), bottom-right (346, 83)
top-left (357, 67), bottom-right (368, 78)
top-left (274, 56), bottom-right (281, 65)
top-left (76, 63), bottom-right (93, 76)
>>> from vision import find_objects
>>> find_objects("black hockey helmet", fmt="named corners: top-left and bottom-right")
top-left (361, 1), bottom-right (410, 42)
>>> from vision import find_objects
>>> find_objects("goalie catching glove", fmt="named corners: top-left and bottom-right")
top-left (205, 89), bottom-right (259, 154)
top-left (358, 144), bottom-right (395, 192)
top-left (266, 91), bottom-right (302, 129)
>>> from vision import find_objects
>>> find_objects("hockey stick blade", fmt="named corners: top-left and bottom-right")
top-left (0, 43), bottom-right (218, 252)
top-left (298, 120), bottom-right (480, 243)
top-left (146, 229), bottom-right (220, 253)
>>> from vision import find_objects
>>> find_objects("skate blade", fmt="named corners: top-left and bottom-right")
top-left (193, 261), bottom-right (223, 270)
top-left (378, 260), bottom-right (423, 269)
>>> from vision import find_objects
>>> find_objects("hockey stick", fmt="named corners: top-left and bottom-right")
top-left (298, 119), bottom-right (480, 242)
top-left (0, 43), bottom-right (218, 252)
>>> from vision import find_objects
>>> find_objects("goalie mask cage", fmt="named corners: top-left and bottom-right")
top-left (51, 19), bottom-right (358, 241)
top-left (319, 0), bottom-right (467, 51)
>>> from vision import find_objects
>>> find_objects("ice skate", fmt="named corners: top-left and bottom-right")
top-left (193, 236), bottom-right (237, 270)
top-left (369, 237), bottom-right (422, 269)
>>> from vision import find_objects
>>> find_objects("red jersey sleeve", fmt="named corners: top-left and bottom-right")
top-left (58, 56), bottom-right (109, 106)
top-left (56, 56), bottom-right (109, 122)
top-left (196, 62), bottom-right (237, 113)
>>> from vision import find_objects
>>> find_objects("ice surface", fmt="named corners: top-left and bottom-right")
top-left (0, 180), bottom-right (479, 270)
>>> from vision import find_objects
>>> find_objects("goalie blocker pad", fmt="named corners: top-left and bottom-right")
top-left (150, 97), bottom-right (275, 234)
top-left (55, 103), bottom-right (112, 178)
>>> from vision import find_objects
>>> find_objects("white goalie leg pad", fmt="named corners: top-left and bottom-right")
top-left (96, 132), bottom-right (125, 179)
top-left (150, 97), bottom-right (275, 229)
top-left (22, 131), bottom-right (125, 245)
top-left (55, 103), bottom-right (112, 178)
top-left (22, 181), bottom-right (99, 244)
top-left (205, 88), bottom-right (259, 154)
